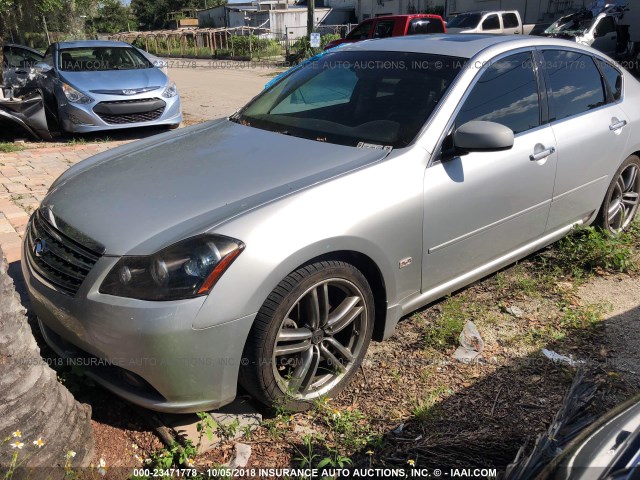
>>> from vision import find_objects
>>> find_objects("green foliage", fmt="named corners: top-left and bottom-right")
top-left (423, 296), bottom-right (469, 350)
top-left (131, 0), bottom-right (224, 31)
top-left (548, 225), bottom-right (639, 278)
top-left (85, 0), bottom-right (132, 34)
top-left (413, 386), bottom-right (452, 423)
top-left (0, 142), bottom-right (23, 153)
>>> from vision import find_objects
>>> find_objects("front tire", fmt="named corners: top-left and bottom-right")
top-left (596, 155), bottom-right (640, 234)
top-left (240, 261), bottom-right (374, 411)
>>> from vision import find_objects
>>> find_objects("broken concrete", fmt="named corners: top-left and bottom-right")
top-left (159, 397), bottom-right (262, 454)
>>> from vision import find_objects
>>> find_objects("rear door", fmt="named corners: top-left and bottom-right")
top-left (480, 14), bottom-right (502, 33)
top-left (540, 49), bottom-right (629, 231)
top-left (422, 51), bottom-right (557, 291)
top-left (502, 12), bottom-right (521, 34)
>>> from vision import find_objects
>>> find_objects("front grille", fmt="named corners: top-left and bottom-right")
top-left (93, 97), bottom-right (166, 125)
top-left (26, 210), bottom-right (102, 296)
top-left (98, 108), bottom-right (165, 124)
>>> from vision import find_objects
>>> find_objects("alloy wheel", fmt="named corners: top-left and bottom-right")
top-left (272, 278), bottom-right (368, 399)
top-left (607, 163), bottom-right (640, 233)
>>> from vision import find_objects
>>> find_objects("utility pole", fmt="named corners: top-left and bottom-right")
top-left (307, 0), bottom-right (315, 38)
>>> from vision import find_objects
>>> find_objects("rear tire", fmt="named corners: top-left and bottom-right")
top-left (595, 155), bottom-right (640, 234)
top-left (240, 261), bottom-right (374, 412)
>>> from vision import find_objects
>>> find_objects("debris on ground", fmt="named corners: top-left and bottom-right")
top-left (453, 320), bottom-right (484, 363)
top-left (505, 305), bottom-right (525, 318)
top-left (541, 348), bottom-right (583, 367)
top-left (227, 443), bottom-right (251, 468)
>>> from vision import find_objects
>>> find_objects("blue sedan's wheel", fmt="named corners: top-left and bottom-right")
top-left (597, 155), bottom-right (640, 234)
top-left (240, 260), bottom-right (374, 411)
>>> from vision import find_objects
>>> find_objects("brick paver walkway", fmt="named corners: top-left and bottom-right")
top-left (0, 142), bottom-right (126, 263)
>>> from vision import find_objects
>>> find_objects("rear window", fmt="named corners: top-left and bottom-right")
top-left (447, 13), bottom-right (482, 29)
top-left (58, 47), bottom-right (152, 72)
top-left (234, 51), bottom-right (464, 148)
top-left (408, 18), bottom-right (445, 34)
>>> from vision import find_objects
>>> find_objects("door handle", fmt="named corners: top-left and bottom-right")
top-left (610, 120), bottom-right (627, 131)
top-left (530, 146), bottom-right (556, 161)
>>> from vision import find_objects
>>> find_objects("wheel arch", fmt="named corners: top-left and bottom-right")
top-left (293, 250), bottom-right (389, 342)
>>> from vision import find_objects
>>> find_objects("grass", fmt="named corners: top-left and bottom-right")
top-left (413, 386), bottom-right (452, 423)
top-left (543, 224), bottom-right (639, 279)
top-left (423, 295), bottom-right (487, 350)
top-left (0, 142), bottom-right (24, 153)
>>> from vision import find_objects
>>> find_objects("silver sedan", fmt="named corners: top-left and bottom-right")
top-left (22, 34), bottom-right (640, 412)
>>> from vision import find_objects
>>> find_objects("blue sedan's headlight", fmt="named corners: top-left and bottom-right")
top-left (100, 235), bottom-right (244, 301)
top-left (162, 82), bottom-right (178, 98)
top-left (62, 83), bottom-right (93, 104)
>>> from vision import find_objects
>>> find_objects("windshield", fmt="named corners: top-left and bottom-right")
top-left (58, 47), bottom-right (152, 72)
top-left (447, 13), bottom-right (482, 29)
top-left (544, 12), bottom-right (594, 34)
top-left (233, 51), bottom-right (463, 148)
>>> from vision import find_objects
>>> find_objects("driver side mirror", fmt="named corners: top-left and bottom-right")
top-left (443, 121), bottom-right (514, 160)
top-left (34, 62), bottom-right (52, 73)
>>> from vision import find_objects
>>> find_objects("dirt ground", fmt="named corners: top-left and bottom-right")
top-left (166, 59), bottom-right (283, 123)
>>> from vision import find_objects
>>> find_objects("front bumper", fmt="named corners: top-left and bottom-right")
top-left (22, 234), bottom-right (256, 413)
top-left (58, 90), bottom-right (182, 133)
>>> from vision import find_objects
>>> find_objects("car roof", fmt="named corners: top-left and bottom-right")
top-left (56, 40), bottom-right (132, 49)
top-left (371, 14), bottom-right (443, 21)
top-left (338, 34), bottom-right (585, 59)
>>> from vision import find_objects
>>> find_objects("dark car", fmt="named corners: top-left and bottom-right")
top-left (2, 43), bottom-right (44, 94)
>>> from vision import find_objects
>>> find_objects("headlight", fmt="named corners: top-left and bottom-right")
top-left (61, 83), bottom-right (93, 104)
top-left (162, 82), bottom-right (178, 98)
top-left (100, 235), bottom-right (244, 301)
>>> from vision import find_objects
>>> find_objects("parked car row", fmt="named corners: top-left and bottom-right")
top-left (1, 40), bottom-right (182, 138)
top-left (325, 2), bottom-right (640, 65)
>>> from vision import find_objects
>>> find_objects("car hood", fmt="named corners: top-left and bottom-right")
top-left (43, 120), bottom-right (391, 256)
top-left (60, 67), bottom-right (168, 93)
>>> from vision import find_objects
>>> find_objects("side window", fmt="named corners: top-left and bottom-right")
top-left (595, 16), bottom-right (615, 36)
top-left (347, 22), bottom-right (373, 40)
top-left (8, 48), bottom-right (41, 69)
top-left (456, 52), bottom-right (540, 134)
top-left (481, 14), bottom-right (500, 31)
top-left (4, 48), bottom-right (19, 68)
top-left (502, 13), bottom-right (519, 29)
top-left (598, 59), bottom-right (622, 101)
top-left (408, 18), bottom-right (445, 34)
top-left (542, 50), bottom-right (606, 121)
top-left (374, 20), bottom-right (395, 38)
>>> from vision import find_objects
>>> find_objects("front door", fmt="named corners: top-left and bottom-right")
top-left (422, 51), bottom-right (557, 291)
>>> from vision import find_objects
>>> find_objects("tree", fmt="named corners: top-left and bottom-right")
top-left (131, 0), bottom-right (222, 31)
top-left (0, 250), bottom-right (94, 473)
top-left (86, 0), bottom-right (132, 34)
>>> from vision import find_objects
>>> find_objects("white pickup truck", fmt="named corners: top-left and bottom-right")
top-left (446, 10), bottom-right (536, 35)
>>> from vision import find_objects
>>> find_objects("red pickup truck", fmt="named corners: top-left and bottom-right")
top-left (324, 14), bottom-right (447, 50)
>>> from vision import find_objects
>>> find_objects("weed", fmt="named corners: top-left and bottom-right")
top-left (558, 302), bottom-right (610, 330)
top-left (423, 295), bottom-right (483, 350)
top-left (0, 142), bottom-right (24, 153)
top-left (547, 225), bottom-right (639, 278)
top-left (413, 386), bottom-right (452, 423)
